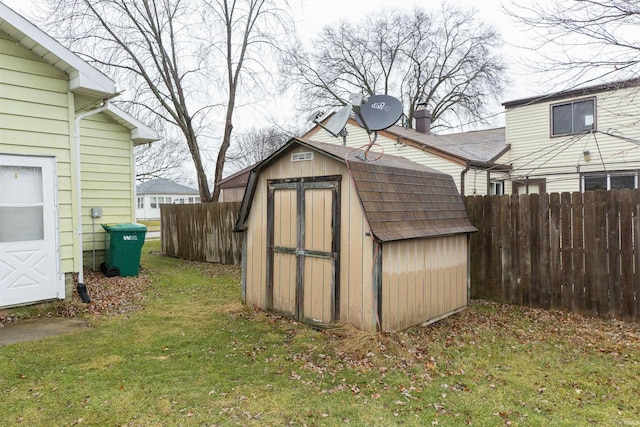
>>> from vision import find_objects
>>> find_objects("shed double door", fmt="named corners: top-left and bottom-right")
top-left (267, 177), bottom-right (340, 324)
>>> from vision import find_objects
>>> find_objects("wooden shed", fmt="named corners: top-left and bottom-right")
top-left (235, 138), bottom-right (476, 331)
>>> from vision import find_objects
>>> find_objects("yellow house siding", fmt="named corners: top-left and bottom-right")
top-left (0, 34), bottom-right (76, 273)
top-left (79, 113), bottom-right (136, 252)
top-left (504, 86), bottom-right (640, 193)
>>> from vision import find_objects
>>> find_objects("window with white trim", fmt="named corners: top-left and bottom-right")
top-left (137, 197), bottom-right (144, 209)
top-left (150, 196), bottom-right (157, 208)
top-left (582, 171), bottom-right (637, 191)
top-left (551, 98), bottom-right (595, 136)
top-left (489, 181), bottom-right (504, 195)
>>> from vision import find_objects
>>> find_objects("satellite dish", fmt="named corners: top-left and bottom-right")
top-left (354, 95), bottom-right (403, 131)
top-left (324, 104), bottom-right (352, 137)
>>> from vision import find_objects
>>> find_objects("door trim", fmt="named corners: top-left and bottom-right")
top-left (266, 175), bottom-right (341, 324)
top-left (0, 154), bottom-right (62, 307)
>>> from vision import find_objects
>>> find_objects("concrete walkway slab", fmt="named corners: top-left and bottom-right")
top-left (0, 317), bottom-right (89, 346)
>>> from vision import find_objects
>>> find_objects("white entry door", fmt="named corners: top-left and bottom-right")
top-left (0, 155), bottom-right (59, 307)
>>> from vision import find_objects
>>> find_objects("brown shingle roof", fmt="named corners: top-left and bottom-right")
top-left (218, 165), bottom-right (252, 189)
top-left (236, 138), bottom-right (476, 241)
top-left (387, 125), bottom-right (508, 164)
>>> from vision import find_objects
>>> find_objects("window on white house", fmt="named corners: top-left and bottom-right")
top-left (551, 98), bottom-right (595, 136)
top-left (490, 181), bottom-right (504, 195)
top-left (137, 197), bottom-right (144, 209)
top-left (513, 178), bottom-right (546, 195)
top-left (583, 172), bottom-right (637, 191)
top-left (150, 196), bottom-right (157, 208)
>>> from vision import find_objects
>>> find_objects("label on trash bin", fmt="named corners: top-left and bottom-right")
top-left (123, 235), bottom-right (138, 241)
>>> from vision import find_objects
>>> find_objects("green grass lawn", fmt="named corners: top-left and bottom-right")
top-left (1, 240), bottom-right (639, 426)
top-left (137, 219), bottom-right (160, 231)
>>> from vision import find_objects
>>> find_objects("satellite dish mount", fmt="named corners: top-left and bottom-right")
top-left (350, 93), bottom-right (404, 160)
top-left (309, 104), bottom-right (352, 146)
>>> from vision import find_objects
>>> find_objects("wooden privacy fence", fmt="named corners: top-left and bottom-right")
top-left (160, 202), bottom-right (242, 265)
top-left (464, 189), bottom-right (640, 321)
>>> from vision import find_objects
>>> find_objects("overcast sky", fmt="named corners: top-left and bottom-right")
top-left (3, 0), bottom-right (548, 103)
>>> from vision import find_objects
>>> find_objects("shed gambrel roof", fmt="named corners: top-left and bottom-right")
top-left (136, 179), bottom-right (198, 195)
top-left (236, 138), bottom-right (476, 242)
top-left (218, 164), bottom-right (253, 189)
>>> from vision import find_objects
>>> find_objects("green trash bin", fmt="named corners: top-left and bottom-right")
top-left (100, 223), bottom-right (147, 277)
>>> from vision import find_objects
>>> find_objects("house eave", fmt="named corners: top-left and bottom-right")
top-left (0, 3), bottom-right (116, 97)
top-left (104, 104), bottom-right (160, 146)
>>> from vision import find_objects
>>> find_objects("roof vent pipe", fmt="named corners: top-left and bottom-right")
top-left (414, 108), bottom-right (432, 134)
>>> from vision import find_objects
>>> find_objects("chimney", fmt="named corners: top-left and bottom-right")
top-left (414, 108), bottom-right (432, 134)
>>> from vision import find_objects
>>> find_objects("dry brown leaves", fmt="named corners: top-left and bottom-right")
top-left (236, 300), bottom-right (640, 376)
top-left (61, 269), bottom-right (152, 318)
top-left (0, 269), bottom-right (151, 324)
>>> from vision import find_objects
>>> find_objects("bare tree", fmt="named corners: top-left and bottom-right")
top-left (281, 4), bottom-right (505, 131)
top-left (135, 138), bottom-right (188, 183)
top-left (37, 0), bottom-right (291, 201)
top-left (505, 0), bottom-right (640, 84)
top-left (226, 125), bottom-right (298, 173)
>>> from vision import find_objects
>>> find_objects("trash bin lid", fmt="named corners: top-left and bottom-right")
top-left (101, 223), bottom-right (147, 232)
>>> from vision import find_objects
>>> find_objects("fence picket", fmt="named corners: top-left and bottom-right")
top-left (619, 190), bottom-right (634, 321)
top-left (571, 192), bottom-right (585, 315)
top-left (160, 202), bottom-right (242, 265)
top-left (549, 193), bottom-right (562, 309)
top-left (561, 192), bottom-right (573, 311)
top-left (465, 189), bottom-right (640, 322)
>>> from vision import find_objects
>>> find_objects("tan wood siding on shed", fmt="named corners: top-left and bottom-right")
top-left (381, 234), bottom-right (468, 331)
top-left (272, 188), bottom-right (297, 316)
top-left (243, 146), bottom-right (377, 331)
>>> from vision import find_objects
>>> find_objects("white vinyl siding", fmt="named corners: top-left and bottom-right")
top-left (136, 193), bottom-right (200, 220)
top-left (308, 123), bottom-right (489, 195)
top-left (504, 86), bottom-right (640, 194)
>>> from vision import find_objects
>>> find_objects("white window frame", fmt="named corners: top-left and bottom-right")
top-left (551, 97), bottom-right (596, 137)
top-left (582, 171), bottom-right (638, 192)
top-left (489, 180), bottom-right (504, 195)
top-left (137, 196), bottom-right (144, 209)
top-left (150, 196), bottom-right (158, 209)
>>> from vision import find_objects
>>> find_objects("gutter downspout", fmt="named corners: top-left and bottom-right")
top-left (74, 100), bottom-right (110, 303)
top-left (460, 160), bottom-right (470, 196)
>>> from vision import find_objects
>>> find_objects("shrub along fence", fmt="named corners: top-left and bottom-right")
top-left (160, 202), bottom-right (242, 265)
top-left (464, 189), bottom-right (640, 322)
